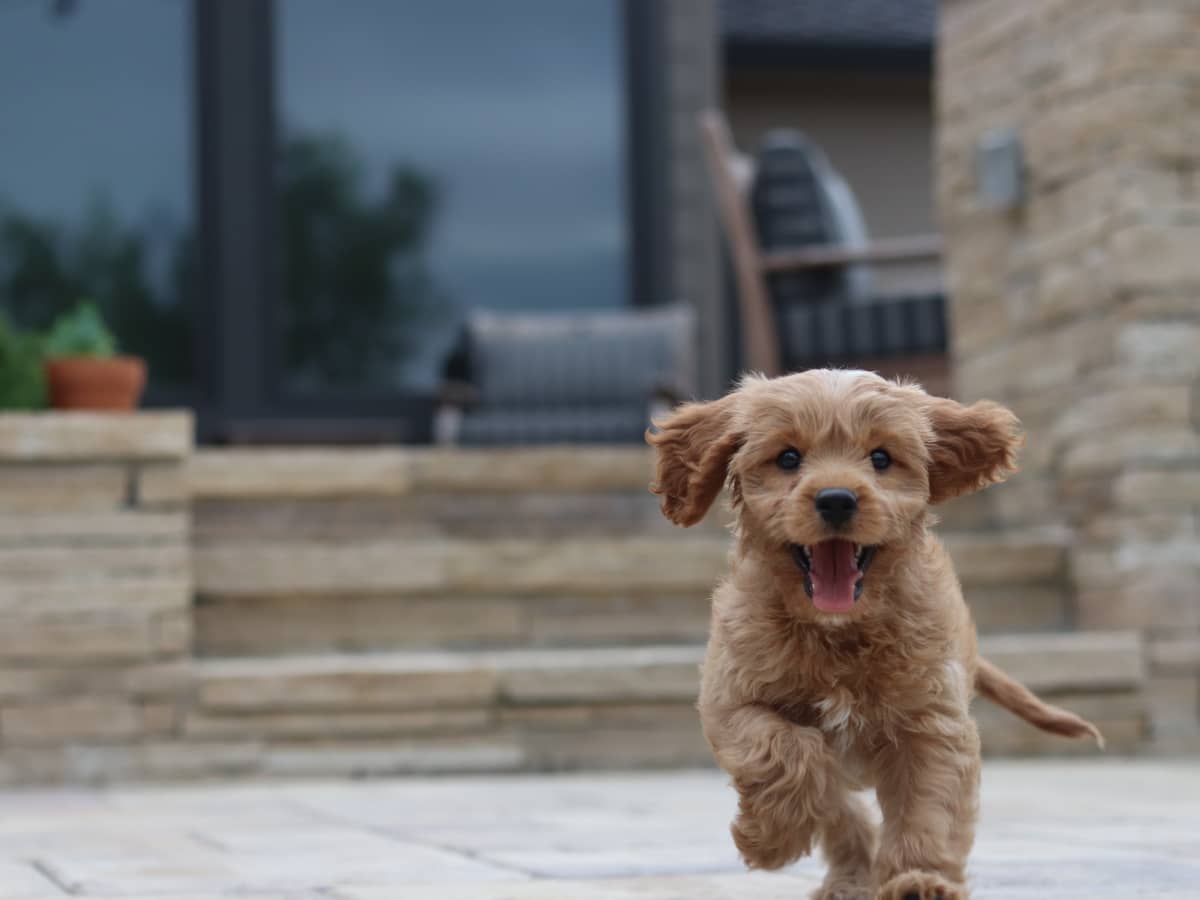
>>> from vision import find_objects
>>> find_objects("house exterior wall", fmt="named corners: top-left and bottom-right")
top-left (725, 68), bottom-right (942, 297)
top-left (938, 0), bottom-right (1200, 750)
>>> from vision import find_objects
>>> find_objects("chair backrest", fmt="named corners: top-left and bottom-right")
top-left (700, 109), bottom-right (947, 380)
top-left (751, 131), bottom-right (874, 308)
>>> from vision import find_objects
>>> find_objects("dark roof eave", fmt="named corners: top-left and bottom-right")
top-left (724, 40), bottom-right (932, 74)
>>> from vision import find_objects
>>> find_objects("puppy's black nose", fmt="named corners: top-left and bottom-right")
top-left (815, 488), bottom-right (857, 527)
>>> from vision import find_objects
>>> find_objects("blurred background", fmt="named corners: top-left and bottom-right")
top-left (0, 0), bottom-right (1193, 784)
top-left (0, 0), bottom-right (943, 441)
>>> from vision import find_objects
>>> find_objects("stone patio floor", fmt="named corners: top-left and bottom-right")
top-left (0, 759), bottom-right (1196, 899)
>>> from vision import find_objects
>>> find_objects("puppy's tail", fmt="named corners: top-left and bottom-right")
top-left (975, 657), bottom-right (1105, 749)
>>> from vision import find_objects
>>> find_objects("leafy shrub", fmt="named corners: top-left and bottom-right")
top-left (0, 312), bottom-right (46, 409)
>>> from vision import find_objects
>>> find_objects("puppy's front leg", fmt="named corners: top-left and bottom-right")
top-left (872, 715), bottom-right (980, 900)
top-left (704, 703), bottom-right (849, 871)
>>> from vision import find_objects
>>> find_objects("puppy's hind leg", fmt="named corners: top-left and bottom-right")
top-left (705, 704), bottom-right (846, 871)
top-left (813, 792), bottom-right (877, 900)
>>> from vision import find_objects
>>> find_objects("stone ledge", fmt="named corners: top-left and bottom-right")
top-left (195, 531), bottom-right (1074, 599)
top-left (257, 738), bottom-right (525, 777)
top-left (196, 651), bottom-right (502, 713)
top-left (0, 630), bottom-right (1150, 780)
top-left (193, 591), bottom-right (714, 657)
top-left (195, 646), bottom-right (703, 715)
top-left (974, 690), bottom-right (1146, 755)
top-left (943, 530), bottom-right (1069, 585)
top-left (0, 697), bottom-right (145, 744)
top-left (190, 449), bottom-right (413, 499)
top-left (194, 637), bottom-right (1138, 716)
top-left (190, 446), bottom-right (655, 498)
top-left (184, 707), bottom-right (492, 740)
top-left (0, 661), bottom-right (191, 700)
top-left (0, 412), bottom-right (193, 461)
top-left (494, 646), bottom-right (704, 704)
top-left (1149, 635), bottom-right (1200, 673)
top-left (194, 537), bottom-right (730, 596)
top-left (192, 491), bottom-right (727, 541)
top-left (979, 630), bottom-right (1145, 692)
top-left (966, 585), bottom-right (1068, 633)
top-left (0, 580), bottom-right (191, 615)
top-left (0, 511), bottom-right (188, 545)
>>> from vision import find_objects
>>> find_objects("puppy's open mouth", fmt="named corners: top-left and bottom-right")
top-left (790, 540), bottom-right (878, 613)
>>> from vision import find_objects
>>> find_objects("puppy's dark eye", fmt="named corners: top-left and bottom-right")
top-left (870, 449), bottom-right (891, 471)
top-left (776, 448), bottom-right (802, 471)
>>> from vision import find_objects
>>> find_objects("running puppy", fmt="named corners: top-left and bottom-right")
top-left (648, 370), bottom-right (1100, 900)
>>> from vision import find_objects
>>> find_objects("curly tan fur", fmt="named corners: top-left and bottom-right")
top-left (648, 370), bottom-right (1101, 899)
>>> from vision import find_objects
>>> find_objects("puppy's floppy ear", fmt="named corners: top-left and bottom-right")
top-left (925, 396), bottom-right (1022, 504)
top-left (646, 392), bottom-right (741, 526)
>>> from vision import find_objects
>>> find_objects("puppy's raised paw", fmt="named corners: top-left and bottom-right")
top-left (875, 869), bottom-right (967, 900)
top-left (731, 810), bottom-right (814, 871)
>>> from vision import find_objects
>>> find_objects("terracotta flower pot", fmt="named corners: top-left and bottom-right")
top-left (45, 356), bottom-right (147, 411)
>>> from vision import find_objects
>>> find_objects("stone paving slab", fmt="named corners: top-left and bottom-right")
top-left (0, 760), bottom-right (1195, 898)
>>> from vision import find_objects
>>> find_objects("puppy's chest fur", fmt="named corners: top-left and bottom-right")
top-left (753, 628), bottom-right (959, 751)
top-left (778, 643), bottom-right (891, 746)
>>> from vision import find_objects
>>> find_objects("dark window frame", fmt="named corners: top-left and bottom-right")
top-left (186, 0), bottom-right (668, 443)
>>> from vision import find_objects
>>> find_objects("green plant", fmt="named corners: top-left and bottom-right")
top-left (0, 312), bottom-right (46, 409)
top-left (0, 199), bottom-right (193, 386)
top-left (43, 301), bottom-right (117, 358)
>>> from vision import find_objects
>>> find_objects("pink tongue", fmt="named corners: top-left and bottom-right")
top-left (810, 539), bottom-right (858, 611)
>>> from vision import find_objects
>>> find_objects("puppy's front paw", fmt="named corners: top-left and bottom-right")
top-left (811, 875), bottom-right (871, 900)
top-left (731, 807), bottom-right (814, 870)
top-left (875, 869), bottom-right (967, 900)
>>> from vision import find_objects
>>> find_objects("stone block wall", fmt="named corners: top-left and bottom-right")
top-left (938, 0), bottom-right (1200, 749)
top-left (188, 447), bottom-right (727, 658)
top-left (0, 413), bottom-right (1155, 781)
top-left (0, 414), bottom-right (194, 782)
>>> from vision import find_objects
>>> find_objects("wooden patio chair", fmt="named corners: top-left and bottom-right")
top-left (699, 110), bottom-right (947, 388)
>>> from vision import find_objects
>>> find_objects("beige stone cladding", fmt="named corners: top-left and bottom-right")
top-left (939, 0), bottom-right (1200, 750)
top-left (0, 414), bottom-right (195, 782)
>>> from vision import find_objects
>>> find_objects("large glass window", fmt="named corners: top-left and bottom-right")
top-left (0, 0), bottom-right (652, 439)
top-left (275, 0), bottom-right (629, 393)
top-left (0, 0), bottom-right (195, 392)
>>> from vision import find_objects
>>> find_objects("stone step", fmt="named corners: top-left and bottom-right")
top-left (194, 581), bottom-right (1067, 657)
top-left (191, 447), bottom-right (1072, 655)
top-left (196, 527), bottom-right (1065, 594)
top-left (194, 537), bottom-right (731, 597)
top-left (196, 646), bottom-right (706, 713)
top-left (940, 530), bottom-right (1067, 585)
top-left (193, 530), bottom-right (1068, 655)
top-left (196, 632), bottom-right (1142, 712)
top-left (190, 446), bottom-right (656, 498)
top-left (187, 632), bottom-right (1146, 774)
top-left (194, 590), bottom-right (714, 656)
top-left (196, 534), bottom-right (1066, 596)
top-left (193, 489), bottom-right (731, 542)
